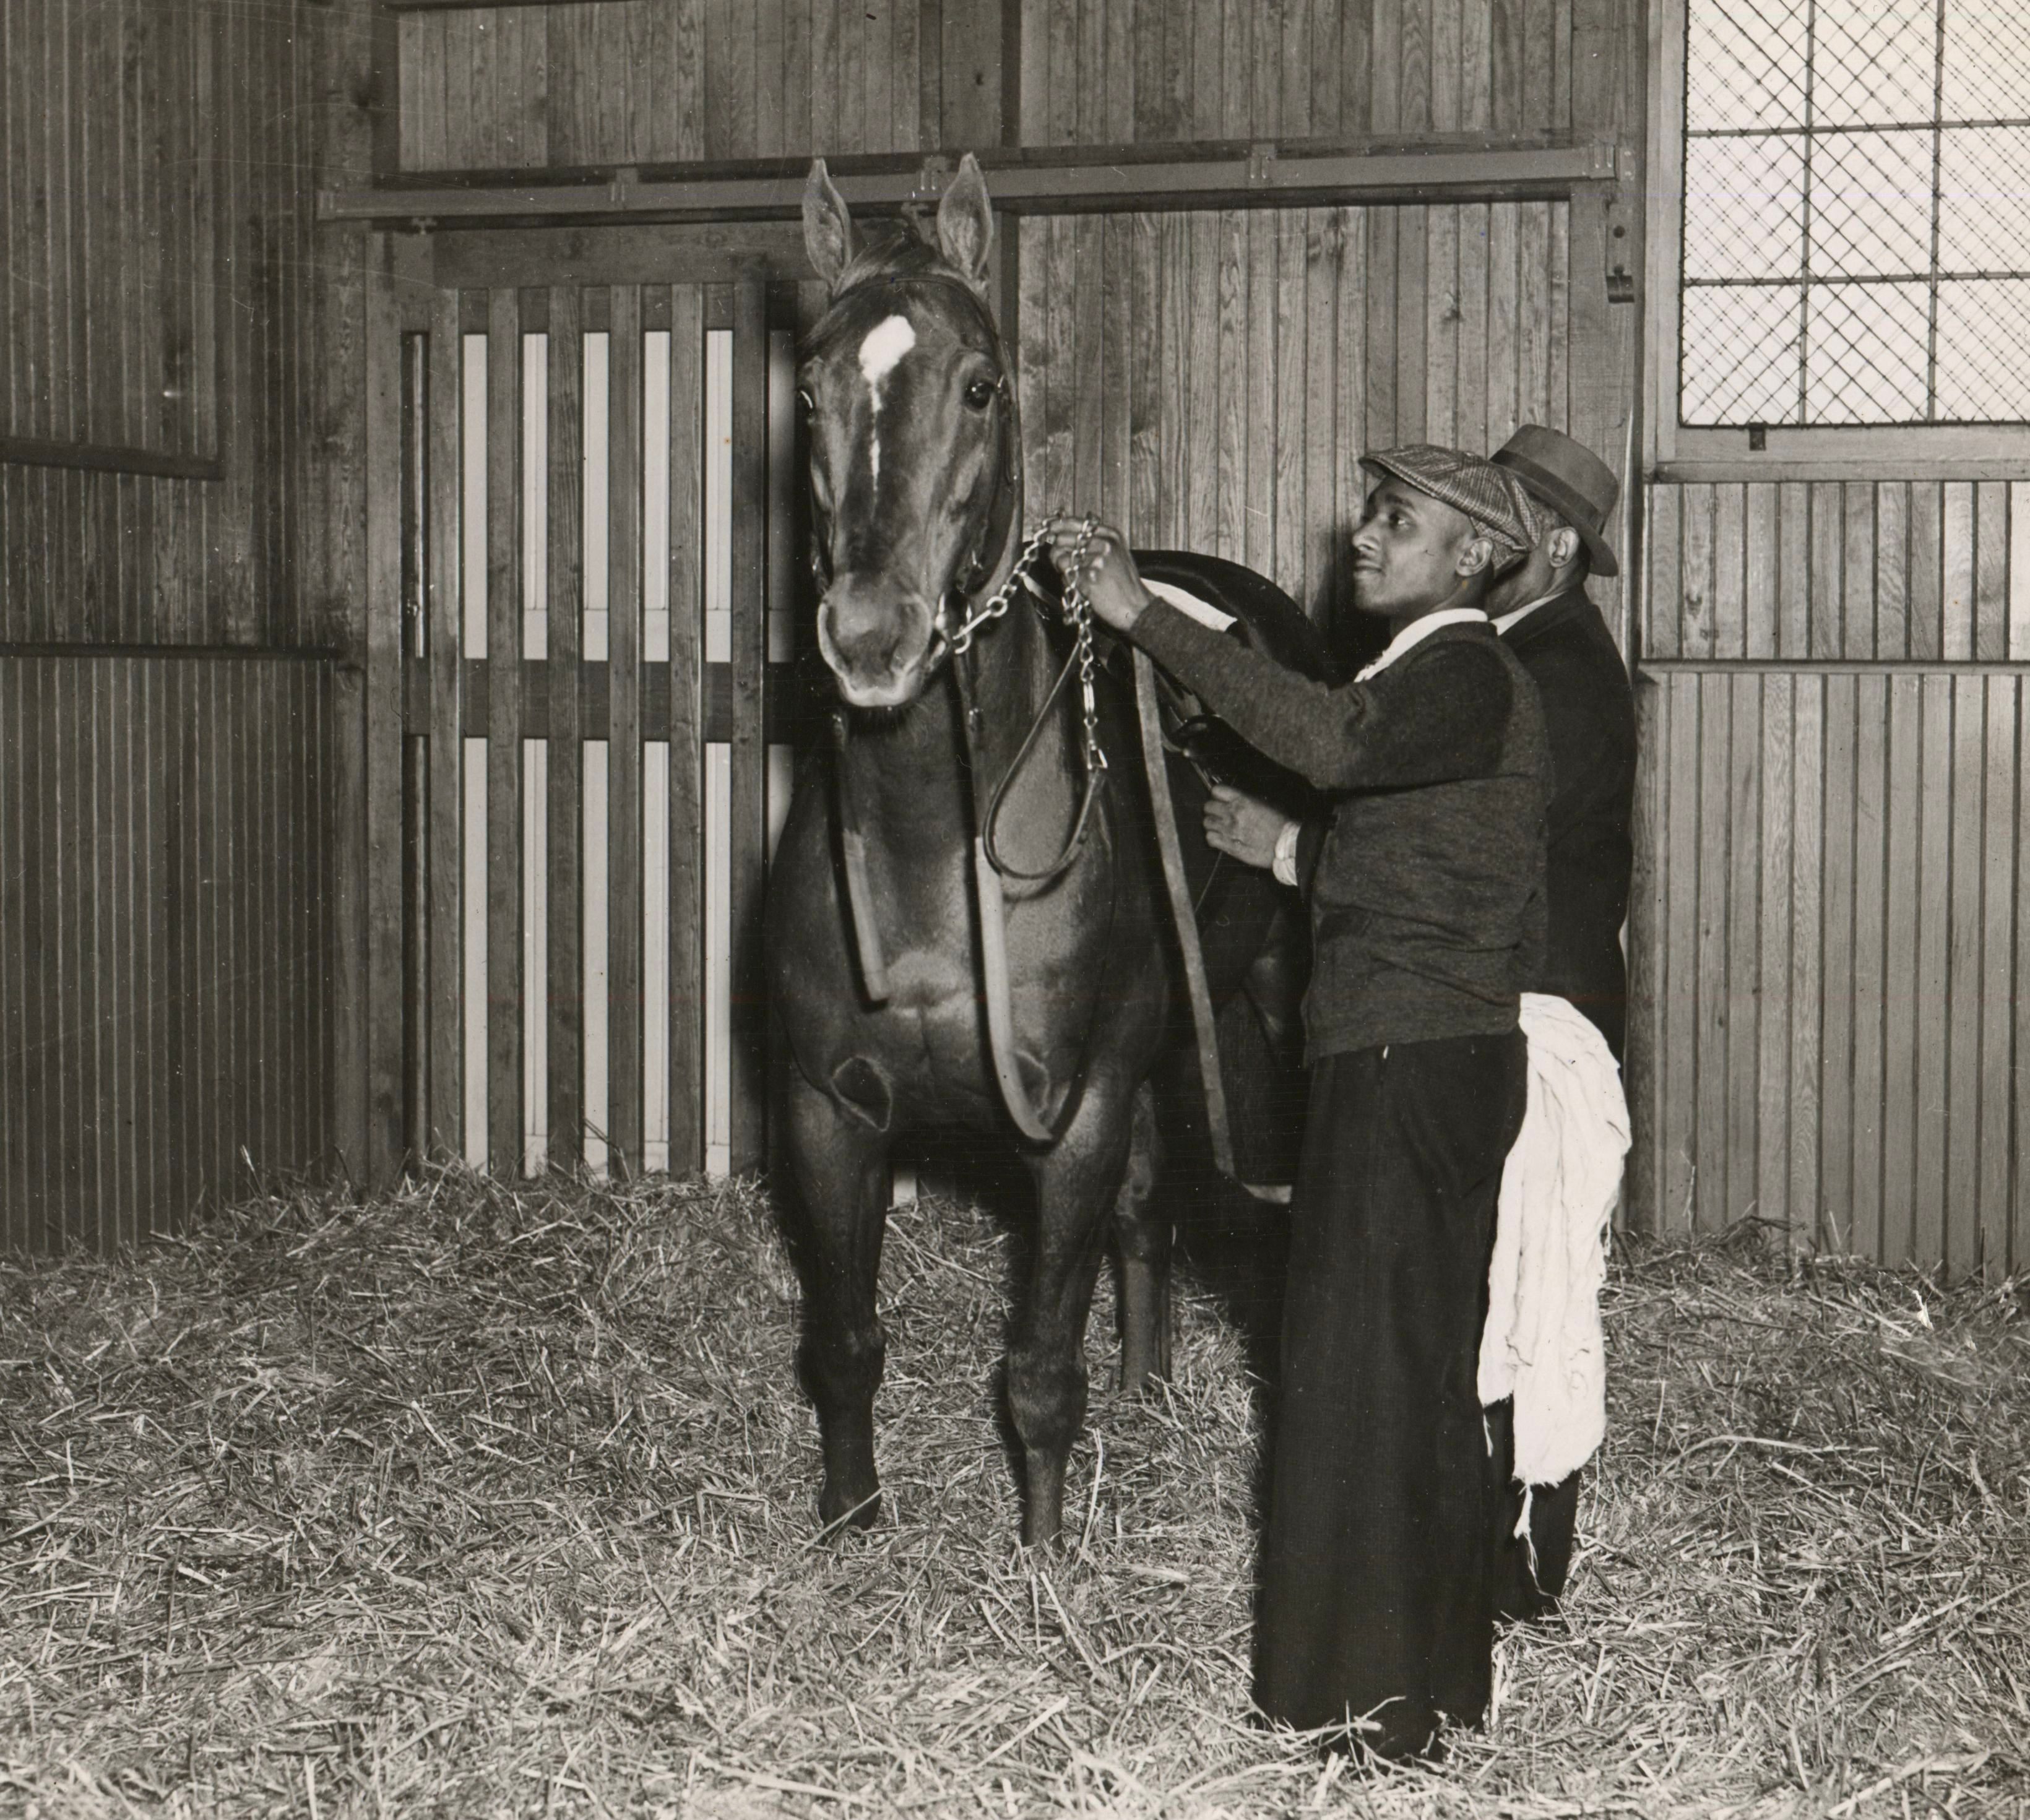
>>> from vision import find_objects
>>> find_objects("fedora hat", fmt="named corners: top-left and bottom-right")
top-left (1490, 425), bottom-right (1620, 577)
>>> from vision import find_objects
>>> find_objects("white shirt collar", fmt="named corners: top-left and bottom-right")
top-left (1353, 607), bottom-right (1490, 683)
top-left (1492, 588), bottom-right (1566, 635)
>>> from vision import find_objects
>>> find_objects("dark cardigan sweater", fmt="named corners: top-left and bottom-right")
top-left (1133, 602), bottom-right (1551, 1063)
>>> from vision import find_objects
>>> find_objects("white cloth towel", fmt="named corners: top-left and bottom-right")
top-left (1479, 992), bottom-right (1630, 1491)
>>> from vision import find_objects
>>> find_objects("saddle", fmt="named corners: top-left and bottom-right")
top-left (1127, 550), bottom-right (1336, 808)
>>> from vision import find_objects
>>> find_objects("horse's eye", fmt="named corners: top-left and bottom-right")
top-left (964, 377), bottom-right (996, 412)
top-left (796, 387), bottom-right (817, 417)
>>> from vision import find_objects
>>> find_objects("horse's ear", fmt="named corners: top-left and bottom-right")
top-left (803, 158), bottom-right (857, 293)
top-left (936, 153), bottom-right (995, 293)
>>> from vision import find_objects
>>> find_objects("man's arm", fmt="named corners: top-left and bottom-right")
top-left (1133, 598), bottom-right (1513, 793)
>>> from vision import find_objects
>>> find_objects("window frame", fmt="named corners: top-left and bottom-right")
top-left (1644, 0), bottom-right (2030, 480)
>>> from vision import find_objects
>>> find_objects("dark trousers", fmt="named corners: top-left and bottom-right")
top-left (1253, 1031), bottom-right (1529, 1757)
top-left (1485, 1401), bottom-right (1581, 1620)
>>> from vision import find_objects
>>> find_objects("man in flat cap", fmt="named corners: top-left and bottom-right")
top-left (1048, 446), bottom-right (1550, 1761)
top-left (1480, 425), bottom-right (1638, 1623)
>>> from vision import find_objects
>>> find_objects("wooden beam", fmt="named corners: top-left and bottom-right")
top-left (320, 133), bottom-right (1618, 227)
top-left (385, 1), bottom-right (605, 9)
top-left (0, 436), bottom-right (222, 481)
top-left (1639, 657), bottom-right (2030, 678)
top-left (412, 657), bottom-right (803, 743)
top-left (431, 223), bottom-right (807, 290)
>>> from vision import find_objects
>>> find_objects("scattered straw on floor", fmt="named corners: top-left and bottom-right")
top-left (1, 1167), bottom-right (2026, 1817)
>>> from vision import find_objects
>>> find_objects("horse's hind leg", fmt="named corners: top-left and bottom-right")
top-left (784, 1068), bottom-right (892, 1530)
top-left (1112, 1081), bottom-right (1172, 1393)
top-left (1014, 1075), bottom-right (1137, 1546)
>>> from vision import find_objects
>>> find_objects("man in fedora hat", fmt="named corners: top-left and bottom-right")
top-left (1480, 424), bottom-right (1638, 1624)
top-left (1046, 446), bottom-right (1550, 1760)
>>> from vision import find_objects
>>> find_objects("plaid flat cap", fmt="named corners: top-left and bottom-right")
top-left (1358, 443), bottom-right (1540, 553)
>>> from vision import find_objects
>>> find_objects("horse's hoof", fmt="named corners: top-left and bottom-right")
top-left (817, 1486), bottom-right (882, 1535)
top-left (1116, 1358), bottom-right (1160, 1397)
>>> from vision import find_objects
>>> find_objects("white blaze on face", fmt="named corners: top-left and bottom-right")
top-left (857, 313), bottom-right (915, 484)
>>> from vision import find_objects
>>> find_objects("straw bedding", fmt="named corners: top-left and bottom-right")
top-left (1, 1165), bottom-right (2025, 1817)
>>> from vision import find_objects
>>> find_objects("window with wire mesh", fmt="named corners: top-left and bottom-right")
top-left (1680, 0), bottom-right (2030, 428)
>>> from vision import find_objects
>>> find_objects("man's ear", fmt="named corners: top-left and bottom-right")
top-left (803, 159), bottom-right (857, 295)
top-left (1546, 525), bottom-right (1583, 572)
top-left (1456, 534), bottom-right (1498, 578)
top-left (936, 153), bottom-right (996, 293)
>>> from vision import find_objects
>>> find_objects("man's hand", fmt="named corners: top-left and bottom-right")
top-left (1203, 784), bottom-right (1292, 871)
top-left (1043, 517), bottom-right (1151, 632)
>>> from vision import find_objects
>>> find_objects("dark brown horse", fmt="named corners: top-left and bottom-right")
top-left (766, 155), bottom-right (1323, 1545)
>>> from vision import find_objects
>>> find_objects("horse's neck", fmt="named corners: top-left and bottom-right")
top-left (844, 597), bottom-right (1071, 853)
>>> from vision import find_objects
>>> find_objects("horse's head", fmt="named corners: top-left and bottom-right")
top-left (800, 155), bottom-right (1015, 709)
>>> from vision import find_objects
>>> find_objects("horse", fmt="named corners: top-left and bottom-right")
top-left (765, 153), bottom-right (1326, 1545)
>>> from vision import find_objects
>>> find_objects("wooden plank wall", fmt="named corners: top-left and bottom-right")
top-left (0, 0), bottom-right (376, 647)
top-left (1016, 203), bottom-right (1580, 631)
top-left (1015, 0), bottom-right (1575, 143)
top-left (0, 655), bottom-right (334, 1251)
top-left (1643, 483), bottom-right (2028, 663)
top-left (0, 0), bottom-right (215, 465)
top-left (1628, 481), bottom-right (2030, 1277)
top-left (399, 0), bottom-right (946, 164)
top-left (396, 0), bottom-right (1585, 165)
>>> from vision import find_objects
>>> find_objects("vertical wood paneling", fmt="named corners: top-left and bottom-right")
top-left (1630, 662), bottom-right (2030, 1277)
top-left (485, 290), bottom-right (525, 1172)
top-left (1846, 679), bottom-right (1888, 1262)
top-left (1946, 675), bottom-right (1986, 1280)
top-left (1878, 675), bottom-right (1921, 1259)
top-left (426, 295), bottom-right (466, 1160)
top-left (3, 0), bottom-right (368, 648)
top-left (1911, 676), bottom-right (1953, 1266)
top-left (397, 0), bottom-right (1587, 168)
top-left (1693, 671), bottom-right (1730, 1231)
top-left (1624, 671), bottom-right (1664, 1220)
top-left (1817, 674), bottom-right (1857, 1243)
top-left (727, 280), bottom-right (769, 1171)
top-left (1015, 201), bottom-right (1570, 629)
top-left (665, 285), bottom-right (706, 1176)
top-left (1724, 676), bottom-right (1760, 1225)
top-left (1979, 678), bottom-right (2017, 1277)
top-left (608, 288), bottom-right (645, 1175)
top-left (1753, 673), bottom-right (1792, 1240)
top-left (1648, 480), bottom-right (2030, 667)
top-left (1659, 673), bottom-right (1700, 1229)
top-left (0, 657), bottom-right (332, 1251)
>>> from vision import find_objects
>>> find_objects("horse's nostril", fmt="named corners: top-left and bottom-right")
top-left (818, 584), bottom-right (936, 695)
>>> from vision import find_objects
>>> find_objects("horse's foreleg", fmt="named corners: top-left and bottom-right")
top-left (1014, 1077), bottom-right (1136, 1546)
top-left (784, 1069), bottom-right (892, 1531)
top-left (1112, 1080), bottom-right (1172, 1393)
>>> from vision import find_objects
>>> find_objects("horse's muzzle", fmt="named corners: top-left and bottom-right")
top-left (816, 582), bottom-right (940, 708)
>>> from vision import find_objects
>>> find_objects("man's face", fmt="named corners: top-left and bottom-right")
top-left (1349, 476), bottom-right (1483, 619)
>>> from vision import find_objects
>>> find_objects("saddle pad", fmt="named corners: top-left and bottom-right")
top-left (1143, 578), bottom-right (1237, 635)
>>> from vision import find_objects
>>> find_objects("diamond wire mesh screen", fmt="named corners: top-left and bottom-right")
top-left (1680, 0), bottom-right (2030, 426)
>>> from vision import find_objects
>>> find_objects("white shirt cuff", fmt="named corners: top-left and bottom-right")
top-left (1271, 817), bottom-right (1301, 887)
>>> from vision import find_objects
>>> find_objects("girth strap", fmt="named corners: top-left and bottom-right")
top-left (831, 712), bottom-right (892, 1004)
top-left (1132, 647), bottom-right (1292, 1206)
